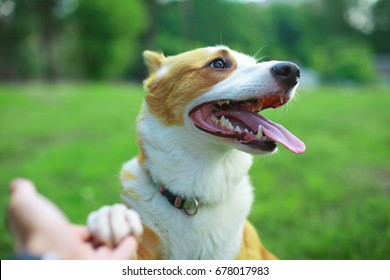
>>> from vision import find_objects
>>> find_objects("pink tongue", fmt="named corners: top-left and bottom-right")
top-left (216, 111), bottom-right (306, 154)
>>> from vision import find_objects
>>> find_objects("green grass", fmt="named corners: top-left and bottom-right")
top-left (1, 83), bottom-right (389, 259)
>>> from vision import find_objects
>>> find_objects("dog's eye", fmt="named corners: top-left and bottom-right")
top-left (210, 58), bottom-right (228, 69)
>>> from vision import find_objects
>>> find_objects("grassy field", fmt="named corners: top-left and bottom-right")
top-left (0, 83), bottom-right (389, 259)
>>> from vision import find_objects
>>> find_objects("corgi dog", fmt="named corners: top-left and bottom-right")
top-left (87, 46), bottom-right (306, 260)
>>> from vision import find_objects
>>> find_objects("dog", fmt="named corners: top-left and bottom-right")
top-left (87, 46), bottom-right (306, 259)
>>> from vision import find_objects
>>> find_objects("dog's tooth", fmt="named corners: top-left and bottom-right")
top-left (217, 100), bottom-right (231, 106)
top-left (220, 115), bottom-right (226, 124)
top-left (256, 125), bottom-right (263, 139)
top-left (220, 115), bottom-right (227, 127)
top-left (221, 116), bottom-right (234, 130)
top-left (212, 116), bottom-right (219, 124)
top-left (234, 126), bottom-right (242, 133)
top-left (244, 128), bottom-right (249, 134)
top-left (220, 116), bottom-right (230, 129)
top-left (280, 95), bottom-right (284, 104)
top-left (227, 120), bottom-right (234, 130)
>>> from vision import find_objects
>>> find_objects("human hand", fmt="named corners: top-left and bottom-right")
top-left (8, 178), bottom-right (138, 259)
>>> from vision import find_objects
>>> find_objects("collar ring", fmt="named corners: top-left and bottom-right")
top-left (183, 197), bottom-right (199, 216)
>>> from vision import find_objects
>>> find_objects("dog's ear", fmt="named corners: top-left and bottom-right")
top-left (143, 50), bottom-right (165, 74)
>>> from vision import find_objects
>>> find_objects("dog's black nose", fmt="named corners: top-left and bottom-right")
top-left (271, 62), bottom-right (300, 87)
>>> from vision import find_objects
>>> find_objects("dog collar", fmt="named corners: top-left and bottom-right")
top-left (159, 184), bottom-right (200, 216)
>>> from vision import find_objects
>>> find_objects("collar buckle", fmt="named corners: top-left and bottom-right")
top-left (160, 184), bottom-right (200, 216)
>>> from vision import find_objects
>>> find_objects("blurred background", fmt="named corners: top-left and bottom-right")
top-left (1, 0), bottom-right (389, 83)
top-left (0, 0), bottom-right (389, 259)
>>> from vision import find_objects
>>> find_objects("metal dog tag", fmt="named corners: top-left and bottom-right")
top-left (183, 197), bottom-right (199, 216)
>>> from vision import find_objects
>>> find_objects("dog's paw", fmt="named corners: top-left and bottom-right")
top-left (87, 204), bottom-right (143, 248)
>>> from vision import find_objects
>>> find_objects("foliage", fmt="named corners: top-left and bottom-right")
top-left (0, 83), bottom-right (389, 259)
top-left (0, 0), bottom-right (57, 79)
top-left (138, 0), bottom-right (379, 84)
top-left (0, 0), bottom-right (387, 81)
top-left (368, 0), bottom-right (390, 53)
top-left (74, 0), bottom-right (148, 79)
top-left (0, 0), bottom-right (148, 80)
top-left (310, 38), bottom-right (376, 83)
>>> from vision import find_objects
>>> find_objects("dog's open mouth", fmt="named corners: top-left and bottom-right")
top-left (189, 95), bottom-right (306, 154)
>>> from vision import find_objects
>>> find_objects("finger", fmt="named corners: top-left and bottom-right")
top-left (8, 178), bottom-right (39, 232)
top-left (8, 178), bottom-right (40, 252)
top-left (9, 178), bottom-right (37, 197)
top-left (8, 178), bottom-right (71, 239)
top-left (72, 225), bottom-right (91, 241)
top-left (110, 236), bottom-right (138, 260)
top-left (94, 236), bottom-right (138, 260)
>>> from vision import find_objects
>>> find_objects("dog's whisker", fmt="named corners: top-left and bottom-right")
top-left (253, 45), bottom-right (269, 62)
top-left (255, 55), bottom-right (270, 63)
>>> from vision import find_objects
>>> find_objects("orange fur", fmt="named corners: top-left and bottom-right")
top-left (144, 48), bottom-right (237, 126)
top-left (136, 138), bottom-right (146, 165)
top-left (236, 222), bottom-right (277, 260)
top-left (136, 224), bottom-right (163, 260)
top-left (135, 221), bottom-right (276, 260)
top-left (143, 51), bottom-right (165, 74)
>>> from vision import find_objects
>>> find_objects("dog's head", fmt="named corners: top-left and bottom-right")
top-left (142, 46), bottom-right (305, 155)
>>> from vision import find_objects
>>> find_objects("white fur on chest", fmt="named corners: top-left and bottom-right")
top-left (121, 157), bottom-right (254, 259)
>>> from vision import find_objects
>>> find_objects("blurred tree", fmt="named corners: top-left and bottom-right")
top-left (192, 0), bottom-right (270, 55)
top-left (150, 0), bottom-right (273, 56)
top-left (0, 0), bottom-right (61, 80)
top-left (0, 0), bottom-right (382, 83)
top-left (310, 37), bottom-right (376, 83)
top-left (306, 0), bottom-right (377, 83)
top-left (32, 0), bottom-right (63, 81)
top-left (151, 1), bottom-right (194, 55)
top-left (369, 0), bottom-right (390, 53)
top-left (144, 0), bottom-right (158, 50)
top-left (74, 0), bottom-right (148, 80)
top-left (0, 0), bottom-right (43, 80)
